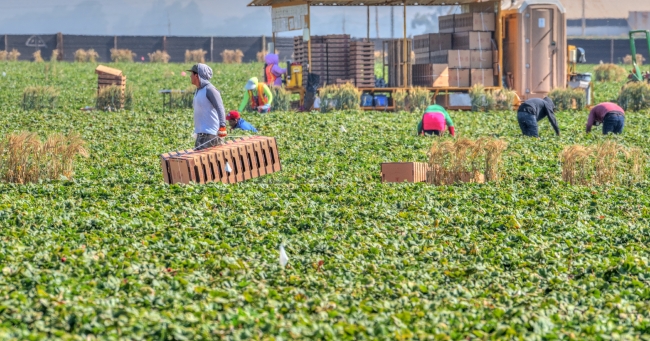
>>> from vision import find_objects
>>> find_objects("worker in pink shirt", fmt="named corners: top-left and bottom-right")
top-left (586, 102), bottom-right (625, 134)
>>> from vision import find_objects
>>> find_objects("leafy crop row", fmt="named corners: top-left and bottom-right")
top-left (0, 61), bottom-right (649, 339)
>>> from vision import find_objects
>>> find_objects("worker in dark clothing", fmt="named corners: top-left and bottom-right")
top-left (586, 102), bottom-right (625, 135)
top-left (516, 97), bottom-right (559, 137)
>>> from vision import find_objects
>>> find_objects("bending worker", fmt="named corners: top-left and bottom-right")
top-left (586, 102), bottom-right (625, 135)
top-left (187, 63), bottom-right (227, 150)
top-left (238, 77), bottom-right (274, 113)
top-left (265, 53), bottom-right (287, 87)
top-left (417, 104), bottom-right (455, 137)
top-left (516, 97), bottom-right (559, 137)
top-left (227, 111), bottom-right (258, 133)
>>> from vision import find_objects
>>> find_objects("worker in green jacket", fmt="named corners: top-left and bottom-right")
top-left (417, 104), bottom-right (456, 137)
top-left (238, 77), bottom-right (274, 113)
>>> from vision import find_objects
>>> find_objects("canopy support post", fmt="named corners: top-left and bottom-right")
top-left (403, 3), bottom-right (407, 88)
top-left (307, 4), bottom-right (312, 73)
top-left (496, 2), bottom-right (503, 88)
top-left (367, 6), bottom-right (370, 40)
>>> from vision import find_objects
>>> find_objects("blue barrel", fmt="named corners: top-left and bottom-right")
top-left (374, 95), bottom-right (388, 108)
top-left (361, 93), bottom-right (373, 107)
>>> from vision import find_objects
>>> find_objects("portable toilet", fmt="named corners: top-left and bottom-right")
top-left (501, 0), bottom-right (567, 100)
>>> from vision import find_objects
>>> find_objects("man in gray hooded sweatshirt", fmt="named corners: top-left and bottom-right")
top-left (187, 63), bottom-right (227, 150)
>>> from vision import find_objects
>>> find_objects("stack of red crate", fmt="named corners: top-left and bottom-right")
top-left (160, 136), bottom-right (281, 185)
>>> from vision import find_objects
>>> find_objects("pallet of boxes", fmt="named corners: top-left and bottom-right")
top-left (413, 12), bottom-right (496, 90)
top-left (293, 34), bottom-right (375, 88)
top-left (160, 136), bottom-right (281, 185)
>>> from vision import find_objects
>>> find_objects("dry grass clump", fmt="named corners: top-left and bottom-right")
top-left (393, 88), bottom-right (407, 111)
top-left (407, 87), bottom-right (431, 112)
top-left (185, 49), bottom-right (206, 63)
top-left (0, 132), bottom-right (89, 184)
top-left (561, 141), bottom-right (646, 186)
top-left (318, 83), bottom-right (361, 112)
top-left (561, 145), bottom-right (592, 186)
top-left (221, 49), bottom-right (244, 64)
top-left (470, 84), bottom-right (495, 112)
top-left (1, 49), bottom-right (21, 61)
top-left (256, 49), bottom-right (280, 62)
top-left (75, 49), bottom-right (99, 62)
top-left (22, 86), bottom-right (58, 111)
top-left (549, 87), bottom-right (585, 110)
top-left (257, 51), bottom-right (266, 63)
top-left (618, 82), bottom-right (650, 111)
top-left (87, 49), bottom-right (99, 63)
top-left (493, 88), bottom-right (516, 110)
top-left (623, 54), bottom-right (645, 65)
top-left (594, 63), bottom-right (627, 82)
top-left (96, 85), bottom-right (133, 111)
top-left (8, 49), bottom-right (21, 61)
top-left (110, 48), bottom-right (135, 63)
top-left (50, 50), bottom-right (59, 62)
top-left (427, 137), bottom-right (508, 186)
top-left (74, 49), bottom-right (87, 62)
top-left (148, 50), bottom-right (170, 63)
top-left (270, 86), bottom-right (291, 111)
top-left (469, 85), bottom-right (516, 111)
top-left (484, 138), bottom-right (508, 182)
top-left (33, 50), bottom-right (44, 63)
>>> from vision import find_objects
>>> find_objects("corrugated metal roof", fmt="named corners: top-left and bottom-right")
top-left (249, 0), bottom-right (497, 6)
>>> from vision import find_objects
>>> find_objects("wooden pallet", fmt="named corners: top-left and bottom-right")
top-left (160, 136), bottom-right (281, 185)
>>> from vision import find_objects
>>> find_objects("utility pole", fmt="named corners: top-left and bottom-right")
top-left (342, 14), bottom-right (346, 34)
top-left (167, 12), bottom-right (171, 36)
top-left (581, 0), bottom-right (586, 36)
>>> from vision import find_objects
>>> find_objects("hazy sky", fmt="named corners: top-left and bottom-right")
top-left (0, 0), bottom-right (457, 37)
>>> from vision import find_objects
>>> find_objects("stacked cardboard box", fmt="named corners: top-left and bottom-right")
top-left (413, 12), bottom-right (496, 88)
top-left (160, 136), bottom-right (281, 185)
top-left (294, 35), bottom-right (350, 87)
top-left (381, 162), bottom-right (429, 183)
top-left (413, 33), bottom-right (452, 64)
top-left (348, 41), bottom-right (375, 88)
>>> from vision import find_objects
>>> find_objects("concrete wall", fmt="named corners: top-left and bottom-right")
top-left (569, 38), bottom-right (649, 64)
top-left (1, 34), bottom-right (294, 63)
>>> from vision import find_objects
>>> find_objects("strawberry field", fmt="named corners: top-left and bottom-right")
top-left (1, 61), bottom-right (650, 340)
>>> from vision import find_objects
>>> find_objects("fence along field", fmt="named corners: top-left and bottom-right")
top-left (1, 59), bottom-right (650, 339)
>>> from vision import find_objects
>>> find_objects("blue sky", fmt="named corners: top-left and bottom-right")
top-left (0, 0), bottom-right (458, 37)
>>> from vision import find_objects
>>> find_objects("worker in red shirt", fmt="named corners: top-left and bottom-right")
top-left (586, 102), bottom-right (625, 134)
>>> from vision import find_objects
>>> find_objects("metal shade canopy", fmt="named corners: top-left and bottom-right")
top-left (249, 0), bottom-right (495, 5)
top-left (251, 0), bottom-right (504, 93)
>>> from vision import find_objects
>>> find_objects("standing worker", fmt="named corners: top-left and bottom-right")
top-left (226, 111), bottom-right (258, 133)
top-left (238, 77), bottom-right (274, 113)
top-left (586, 102), bottom-right (625, 135)
top-left (516, 97), bottom-right (559, 137)
top-left (265, 53), bottom-right (287, 87)
top-left (417, 104), bottom-right (456, 137)
top-left (188, 63), bottom-right (227, 150)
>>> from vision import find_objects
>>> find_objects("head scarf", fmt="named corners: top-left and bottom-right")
top-left (265, 53), bottom-right (280, 65)
top-left (196, 63), bottom-right (213, 88)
